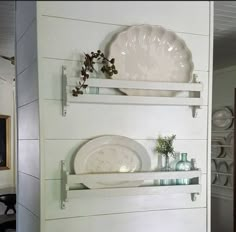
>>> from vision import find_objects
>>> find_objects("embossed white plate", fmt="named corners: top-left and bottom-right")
top-left (109, 24), bottom-right (194, 97)
top-left (74, 135), bottom-right (151, 189)
top-left (212, 107), bottom-right (233, 129)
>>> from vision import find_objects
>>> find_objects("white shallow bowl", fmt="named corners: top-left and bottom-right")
top-left (109, 24), bottom-right (194, 97)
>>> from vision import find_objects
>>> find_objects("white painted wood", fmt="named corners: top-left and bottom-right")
top-left (39, 17), bottom-right (209, 71)
top-left (41, 58), bottom-right (209, 106)
top-left (18, 140), bottom-right (39, 178)
top-left (17, 204), bottom-right (40, 232)
top-left (18, 172), bottom-right (40, 217)
top-left (63, 74), bottom-right (204, 114)
top-left (16, 1), bottom-right (36, 40)
top-left (35, 1), bottom-right (211, 231)
top-left (37, 1), bottom-right (209, 35)
top-left (67, 94), bottom-right (203, 107)
top-left (207, 4), bottom-right (214, 232)
top-left (17, 60), bottom-right (38, 107)
top-left (66, 184), bottom-right (201, 199)
top-left (44, 139), bottom-right (207, 180)
top-left (43, 100), bottom-right (208, 140)
top-left (18, 101), bottom-right (39, 140)
top-left (45, 208), bottom-right (206, 232)
top-left (68, 77), bottom-right (203, 91)
top-left (67, 171), bottom-right (201, 184)
top-left (16, 20), bottom-right (37, 75)
top-left (45, 176), bottom-right (206, 219)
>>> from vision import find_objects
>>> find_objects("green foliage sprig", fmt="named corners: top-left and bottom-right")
top-left (72, 50), bottom-right (118, 96)
top-left (155, 135), bottom-right (176, 158)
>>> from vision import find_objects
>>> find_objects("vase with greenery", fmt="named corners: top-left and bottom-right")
top-left (155, 134), bottom-right (176, 185)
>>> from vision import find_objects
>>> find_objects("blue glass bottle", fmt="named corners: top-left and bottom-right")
top-left (176, 153), bottom-right (192, 185)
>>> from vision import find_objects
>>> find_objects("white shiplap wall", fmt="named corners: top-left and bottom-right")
top-left (16, 1), bottom-right (40, 232)
top-left (35, 1), bottom-right (213, 232)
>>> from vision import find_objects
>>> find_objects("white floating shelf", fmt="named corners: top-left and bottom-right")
top-left (62, 66), bottom-right (203, 117)
top-left (61, 161), bottom-right (202, 209)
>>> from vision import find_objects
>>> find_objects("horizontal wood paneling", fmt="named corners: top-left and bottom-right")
top-left (37, 1), bottom-right (210, 230)
top-left (43, 100), bottom-right (208, 140)
top-left (18, 140), bottom-right (39, 178)
top-left (17, 204), bottom-right (40, 232)
top-left (16, 1), bottom-right (36, 40)
top-left (39, 16), bottom-right (209, 71)
top-left (41, 58), bottom-right (209, 105)
top-left (45, 208), bottom-right (206, 232)
top-left (18, 172), bottom-right (40, 217)
top-left (44, 139), bottom-right (207, 180)
top-left (17, 60), bottom-right (38, 107)
top-left (45, 176), bottom-right (206, 219)
top-left (38, 1), bottom-right (209, 35)
top-left (16, 20), bottom-right (37, 75)
top-left (18, 101), bottom-right (39, 140)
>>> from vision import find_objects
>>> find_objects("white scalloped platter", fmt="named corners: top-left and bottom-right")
top-left (74, 135), bottom-right (151, 189)
top-left (109, 25), bottom-right (194, 97)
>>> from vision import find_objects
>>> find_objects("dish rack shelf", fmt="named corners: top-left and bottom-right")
top-left (62, 66), bottom-right (204, 118)
top-left (61, 161), bottom-right (202, 209)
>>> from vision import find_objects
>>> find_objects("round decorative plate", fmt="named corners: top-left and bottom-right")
top-left (212, 107), bottom-right (233, 129)
top-left (218, 161), bottom-right (229, 186)
top-left (228, 162), bottom-right (234, 186)
top-left (211, 159), bottom-right (217, 184)
top-left (211, 138), bottom-right (226, 158)
top-left (226, 132), bottom-right (234, 158)
top-left (109, 24), bottom-right (194, 97)
top-left (73, 135), bottom-right (151, 189)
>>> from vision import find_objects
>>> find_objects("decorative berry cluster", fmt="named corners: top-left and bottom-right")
top-left (72, 50), bottom-right (118, 96)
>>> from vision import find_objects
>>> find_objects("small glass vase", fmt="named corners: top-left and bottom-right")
top-left (176, 153), bottom-right (192, 185)
top-left (160, 155), bottom-right (172, 186)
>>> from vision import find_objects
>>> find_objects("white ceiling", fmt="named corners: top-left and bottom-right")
top-left (0, 1), bottom-right (15, 83)
top-left (214, 1), bottom-right (236, 69)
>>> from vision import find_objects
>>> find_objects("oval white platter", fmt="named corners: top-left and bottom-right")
top-left (109, 24), bottom-right (194, 97)
top-left (74, 135), bottom-right (151, 189)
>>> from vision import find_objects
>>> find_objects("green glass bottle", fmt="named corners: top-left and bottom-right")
top-left (176, 153), bottom-right (192, 185)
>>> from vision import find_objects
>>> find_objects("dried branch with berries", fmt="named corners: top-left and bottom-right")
top-left (72, 50), bottom-right (118, 96)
